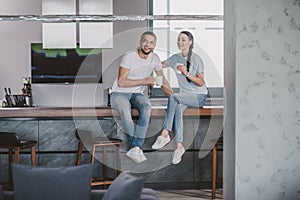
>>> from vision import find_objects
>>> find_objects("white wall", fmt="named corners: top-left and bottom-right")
top-left (0, 0), bottom-right (148, 107)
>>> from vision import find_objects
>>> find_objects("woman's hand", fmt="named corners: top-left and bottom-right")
top-left (177, 64), bottom-right (188, 76)
top-left (176, 64), bottom-right (205, 87)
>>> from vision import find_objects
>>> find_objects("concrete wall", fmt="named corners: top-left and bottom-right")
top-left (0, 0), bottom-right (148, 107)
top-left (224, 0), bottom-right (300, 199)
top-left (223, 0), bottom-right (236, 198)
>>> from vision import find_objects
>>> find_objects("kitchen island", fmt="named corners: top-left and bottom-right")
top-left (0, 106), bottom-right (223, 189)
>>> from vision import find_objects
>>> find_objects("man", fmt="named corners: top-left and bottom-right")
top-left (110, 31), bottom-right (172, 163)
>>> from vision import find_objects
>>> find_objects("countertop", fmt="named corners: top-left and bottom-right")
top-left (0, 106), bottom-right (223, 118)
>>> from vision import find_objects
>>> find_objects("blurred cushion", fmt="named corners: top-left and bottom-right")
top-left (102, 171), bottom-right (144, 200)
top-left (140, 188), bottom-right (159, 200)
top-left (12, 163), bottom-right (93, 200)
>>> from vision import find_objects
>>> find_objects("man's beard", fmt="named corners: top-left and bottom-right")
top-left (141, 48), bottom-right (152, 55)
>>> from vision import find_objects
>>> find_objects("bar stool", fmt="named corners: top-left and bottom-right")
top-left (75, 129), bottom-right (121, 188)
top-left (0, 132), bottom-right (37, 190)
top-left (212, 132), bottom-right (223, 199)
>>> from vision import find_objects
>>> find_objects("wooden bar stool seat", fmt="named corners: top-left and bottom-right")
top-left (75, 129), bottom-right (121, 188)
top-left (0, 132), bottom-right (37, 190)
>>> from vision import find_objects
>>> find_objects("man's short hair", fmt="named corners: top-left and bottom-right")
top-left (140, 31), bottom-right (157, 42)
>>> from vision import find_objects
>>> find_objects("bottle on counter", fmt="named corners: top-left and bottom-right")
top-left (107, 87), bottom-right (112, 106)
top-left (22, 77), bottom-right (33, 107)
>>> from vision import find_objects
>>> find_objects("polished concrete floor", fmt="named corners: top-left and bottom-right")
top-left (156, 189), bottom-right (223, 200)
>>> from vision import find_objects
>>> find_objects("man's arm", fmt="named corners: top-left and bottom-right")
top-left (155, 69), bottom-right (173, 96)
top-left (117, 66), bottom-right (155, 87)
top-left (161, 61), bottom-right (168, 68)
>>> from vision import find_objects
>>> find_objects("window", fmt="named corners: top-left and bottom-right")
top-left (150, 0), bottom-right (224, 98)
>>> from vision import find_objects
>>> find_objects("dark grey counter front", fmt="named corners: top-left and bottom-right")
top-left (0, 107), bottom-right (223, 189)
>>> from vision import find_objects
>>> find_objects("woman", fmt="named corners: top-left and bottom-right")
top-left (152, 31), bottom-right (208, 164)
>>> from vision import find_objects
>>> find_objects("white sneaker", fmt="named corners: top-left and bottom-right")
top-left (172, 147), bottom-right (185, 164)
top-left (138, 148), bottom-right (147, 163)
top-left (126, 147), bottom-right (147, 163)
top-left (152, 135), bottom-right (171, 149)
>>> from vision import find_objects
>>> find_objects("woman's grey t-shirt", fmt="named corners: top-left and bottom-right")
top-left (166, 52), bottom-right (208, 94)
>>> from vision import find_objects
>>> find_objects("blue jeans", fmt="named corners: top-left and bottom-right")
top-left (163, 93), bottom-right (207, 142)
top-left (110, 92), bottom-right (151, 148)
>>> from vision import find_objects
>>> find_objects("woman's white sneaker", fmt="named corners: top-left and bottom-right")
top-left (152, 135), bottom-right (171, 149)
top-left (172, 147), bottom-right (185, 164)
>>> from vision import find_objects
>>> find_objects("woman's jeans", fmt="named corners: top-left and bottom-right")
top-left (163, 93), bottom-right (207, 143)
top-left (110, 92), bottom-right (151, 148)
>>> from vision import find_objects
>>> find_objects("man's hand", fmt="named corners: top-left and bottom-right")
top-left (155, 69), bottom-right (173, 96)
top-left (144, 76), bottom-right (155, 86)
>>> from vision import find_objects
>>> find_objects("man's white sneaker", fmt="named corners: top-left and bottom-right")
top-left (172, 147), bottom-right (185, 164)
top-left (126, 147), bottom-right (147, 163)
top-left (138, 148), bottom-right (147, 163)
top-left (152, 135), bottom-right (171, 149)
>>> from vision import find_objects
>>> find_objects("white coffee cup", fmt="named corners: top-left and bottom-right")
top-left (155, 76), bottom-right (163, 86)
top-left (176, 63), bottom-right (184, 74)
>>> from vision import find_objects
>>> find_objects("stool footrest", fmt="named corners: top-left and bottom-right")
top-left (90, 177), bottom-right (115, 186)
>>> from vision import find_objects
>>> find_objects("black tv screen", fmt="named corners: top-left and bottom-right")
top-left (31, 43), bottom-right (102, 84)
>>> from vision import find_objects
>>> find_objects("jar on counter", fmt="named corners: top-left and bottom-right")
top-left (1, 99), bottom-right (8, 107)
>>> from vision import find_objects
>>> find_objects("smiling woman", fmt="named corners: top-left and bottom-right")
top-left (150, 0), bottom-right (224, 98)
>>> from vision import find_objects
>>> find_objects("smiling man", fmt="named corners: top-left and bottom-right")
top-left (110, 31), bottom-right (172, 163)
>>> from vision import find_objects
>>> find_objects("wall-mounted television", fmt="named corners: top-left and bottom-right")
top-left (31, 43), bottom-right (102, 84)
